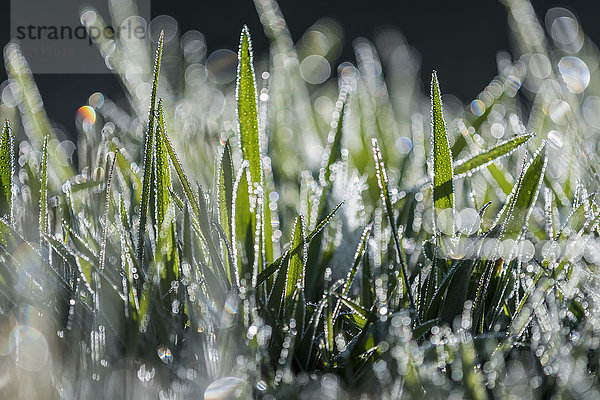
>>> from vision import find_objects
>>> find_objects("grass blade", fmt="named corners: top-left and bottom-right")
top-left (237, 26), bottom-right (261, 186)
top-left (498, 141), bottom-right (547, 239)
top-left (39, 135), bottom-right (49, 243)
top-left (137, 30), bottom-right (163, 263)
top-left (453, 133), bottom-right (534, 178)
top-left (430, 71), bottom-right (454, 234)
top-left (0, 120), bottom-right (13, 223)
top-left (218, 141), bottom-right (234, 241)
top-left (285, 216), bottom-right (306, 314)
top-left (256, 201), bottom-right (344, 286)
top-left (372, 138), bottom-right (416, 317)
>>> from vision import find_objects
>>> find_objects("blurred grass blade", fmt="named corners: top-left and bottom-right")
top-left (137, 30), bottom-right (163, 263)
top-left (372, 138), bottom-right (415, 316)
top-left (306, 88), bottom-right (348, 300)
top-left (340, 224), bottom-right (371, 298)
top-left (453, 133), bottom-right (534, 178)
top-left (237, 26), bottom-right (261, 186)
top-left (0, 120), bottom-right (13, 223)
top-left (430, 72), bottom-right (454, 233)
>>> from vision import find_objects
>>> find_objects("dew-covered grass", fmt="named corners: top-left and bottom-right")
top-left (1, 0), bottom-right (600, 398)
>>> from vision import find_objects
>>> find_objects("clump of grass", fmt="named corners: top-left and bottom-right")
top-left (1, 0), bottom-right (600, 398)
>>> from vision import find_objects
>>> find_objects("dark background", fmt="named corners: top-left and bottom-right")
top-left (2, 0), bottom-right (600, 139)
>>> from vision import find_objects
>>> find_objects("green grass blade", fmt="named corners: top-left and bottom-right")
top-left (137, 30), bottom-right (163, 263)
top-left (0, 121), bottom-right (13, 223)
top-left (430, 72), bottom-right (454, 233)
top-left (439, 260), bottom-right (475, 324)
top-left (218, 141), bottom-right (234, 241)
top-left (39, 135), bottom-right (49, 243)
top-left (99, 152), bottom-right (118, 272)
top-left (256, 201), bottom-right (344, 286)
top-left (361, 239), bottom-right (374, 310)
top-left (453, 133), bottom-right (534, 178)
top-left (233, 162), bottom-right (253, 285)
top-left (237, 26), bottom-right (261, 185)
top-left (285, 216), bottom-right (306, 313)
top-left (333, 293), bottom-right (368, 328)
top-left (156, 101), bottom-right (179, 283)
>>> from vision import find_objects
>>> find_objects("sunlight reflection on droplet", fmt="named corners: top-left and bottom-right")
top-left (120, 16), bottom-right (147, 42)
top-left (518, 240), bottom-right (535, 262)
top-left (458, 208), bottom-right (480, 235)
top-left (157, 345), bottom-right (173, 364)
top-left (10, 325), bottom-right (49, 371)
top-left (149, 15), bottom-right (178, 43)
top-left (470, 99), bottom-right (485, 116)
top-left (547, 130), bottom-right (564, 148)
top-left (583, 96), bottom-right (600, 129)
top-left (542, 241), bottom-right (561, 262)
top-left (88, 92), bottom-right (104, 108)
top-left (546, 8), bottom-right (584, 53)
top-left (204, 377), bottom-right (247, 400)
top-left (185, 64), bottom-right (208, 86)
top-left (548, 100), bottom-right (570, 125)
top-left (78, 106), bottom-right (96, 125)
top-left (558, 56), bottom-right (590, 94)
top-left (529, 54), bottom-right (551, 79)
top-left (300, 55), bottom-right (331, 84)
top-left (181, 30), bottom-right (206, 63)
top-left (206, 49), bottom-right (237, 84)
top-left (395, 137), bottom-right (412, 155)
top-left (482, 239), bottom-right (502, 260)
top-left (490, 122), bottom-right (505, 139)
top-left (502, 239), bottom-right (517, 261)
top-left (564, 238), bottom-right (584, 262)
top-left (436, 208), bottom-right (456, 236)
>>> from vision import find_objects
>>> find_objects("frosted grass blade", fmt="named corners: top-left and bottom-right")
top-left (218, 141), bottom-right (234, 241)
top-left (0, 121), bottom-right (13, 223)
top-left (237, 26), bottom-right (261, 185)
top-left (99, 152), bottom-right (118, 272)
top-left (453, 133), bottom-right (534, 178)
top-left (256, 201), bottom-right (344, 286)
top-left (284, 216), bottom-right (306, 312)
top-left (39, 135), bottom-right (49, 242)
top-left (137, 31), bottom-right (163, 263)
top-left (430, 72), bottom-right (454, 233)
top-left (499, 142), bottom-right (547, 239)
